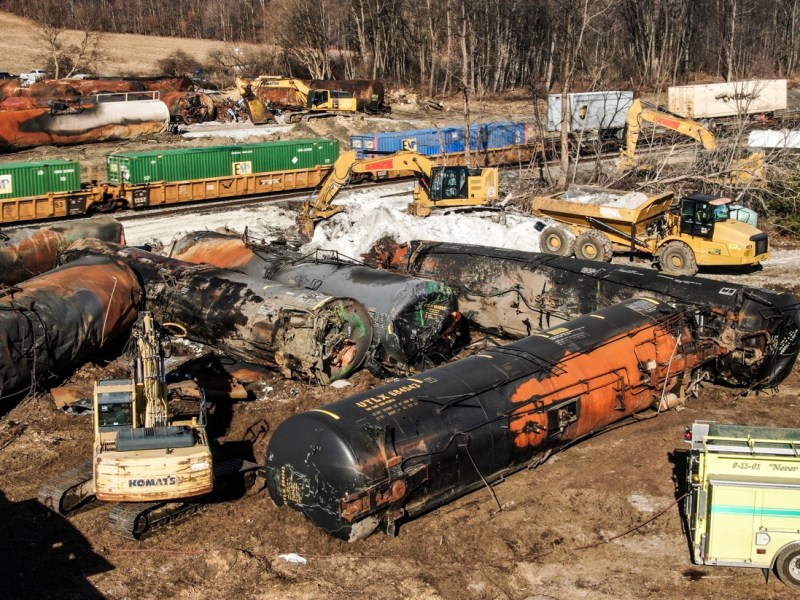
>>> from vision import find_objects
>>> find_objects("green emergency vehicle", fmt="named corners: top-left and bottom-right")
top-left (685, 420), bottom-right (800, 587)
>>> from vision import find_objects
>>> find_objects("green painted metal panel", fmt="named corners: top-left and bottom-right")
top-left (107, 139), bottom-right (339, 185)
top-left (0, 160), bottom-right (82, 199)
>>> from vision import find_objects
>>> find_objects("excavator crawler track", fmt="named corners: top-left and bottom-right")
top-left (37, 461), bottom-right (96, 515)
top-left (106, 457), bottom-right (260, 540)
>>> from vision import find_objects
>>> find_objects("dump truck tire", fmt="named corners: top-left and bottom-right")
top-left (540, 226), bottom-right (575, 256)
top-left (574, 230), bottom-right (612, 262)
top-left (775, 542), bottom-right (800, 587)
top-left (657, 241), bottom-right (698, 276)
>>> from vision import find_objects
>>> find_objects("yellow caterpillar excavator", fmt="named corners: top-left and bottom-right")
top-left (236, 75), bottom-right (358, 124)
top-left (38, 312), bottom-right (257, 539)
top-left (297, 149), bottom-right (500, 239)
top-left (616, 98), bottom-right (764, 186)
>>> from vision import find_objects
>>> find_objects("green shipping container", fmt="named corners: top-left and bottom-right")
top-left (107, 139), bottom-right (340, 185)
top-left (0, 160), bottom-right (82, 200)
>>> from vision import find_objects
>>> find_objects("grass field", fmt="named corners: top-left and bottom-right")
top-left (0, 11), bottom-right (261, 77)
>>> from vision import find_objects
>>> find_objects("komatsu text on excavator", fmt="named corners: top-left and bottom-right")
top-left (297, 149), bottom-right (499, 239)
top-left (38, 311), bottom-right (258, 539)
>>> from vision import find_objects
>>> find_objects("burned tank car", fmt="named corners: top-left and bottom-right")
top-left (266, 298), bottom-right (718, 541)
top-left (0, 254), bottom-right (142, 406)
top-left (170, 231), bottom-right (461, 371)
top-left (62, 239), bottom-right (373, 384)
top-left (366, 240), bottom-right (800, 389)
top-left (0, 218), bottom-right (125, 285)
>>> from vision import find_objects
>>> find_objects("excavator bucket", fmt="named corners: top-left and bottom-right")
top-left (243, 98), bottom-right (274, 125)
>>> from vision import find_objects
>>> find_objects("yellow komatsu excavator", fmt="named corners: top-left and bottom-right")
top-left (616, 98), bottom-right (764, 186)
top-left (297, 149), bottom-right (500, 239)
top-left (38, 312), bottom-right (257, 539)
top-left (236, 75), bottom-right (358, 124)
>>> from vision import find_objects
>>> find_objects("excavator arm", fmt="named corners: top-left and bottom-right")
top-left (297, 150), bottom-right (437, 239)
top-left (617, 98), bottom-right (717, 172)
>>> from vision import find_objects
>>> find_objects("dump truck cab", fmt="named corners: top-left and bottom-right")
top-left (685, 421), bottom-right (800, 588)
top-left (663, 193), bottom-right (769, 271)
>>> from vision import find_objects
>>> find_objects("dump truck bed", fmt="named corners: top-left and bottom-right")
top-left (532, 186), bottom-right (675, 230)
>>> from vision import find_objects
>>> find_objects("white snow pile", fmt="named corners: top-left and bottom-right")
top-left (303, 183), bottom-right (545, 258)
top-left (563, 186), bottom-right (649, 209)
top-left (123, 205), bottom-right (299, 249)
top-left (122, 182), bottom-right (547, 258)
top-left (181, 121), bottom-right (292, 140)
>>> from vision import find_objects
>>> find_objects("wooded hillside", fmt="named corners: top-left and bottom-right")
top-left (2, 0), bottom-right (798, 94)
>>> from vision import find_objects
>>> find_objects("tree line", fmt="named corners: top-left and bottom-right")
top-left (3, 0), bottom-right (799, 95)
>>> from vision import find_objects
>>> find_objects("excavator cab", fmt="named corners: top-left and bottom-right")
top-left (430, 167), bottom-right (469, 200)
top-left (306, 89), bottom-right (357, 111)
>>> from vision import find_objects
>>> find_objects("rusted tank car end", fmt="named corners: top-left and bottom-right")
top-left (266, 298), bottom-right (719, 541)
top-left (364, 239), bottom-right (800, 390)
top-left (0, 255), bottom-right (142, 406)
top-left (0, 218), bottom-right (125, 285)
top-left (171, 231), bottom-right (463, 371)
top-left (62, 239), bottom-right (373, 384)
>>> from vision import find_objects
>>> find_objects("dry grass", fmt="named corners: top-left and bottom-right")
top-left (0, 11), bottom-right (262, 76)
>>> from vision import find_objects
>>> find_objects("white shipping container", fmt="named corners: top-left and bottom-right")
top-left (668, 79), bottom-right (787, 119)
top-left (547, 91), bottom-right (633, 133)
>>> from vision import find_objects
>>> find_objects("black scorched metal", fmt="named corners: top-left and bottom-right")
top-left (62, 239), bottom-right (373, 383)
top-left (0, 255), bottom-right (142, 405)
top-left (170, 231), bottom-right (462, 371)
top-left (266, 298), bottom-right (720, 540)
top-left (364, 240), bottom-right (800, 389)
top-left (0, 218), bottom-right (125, 285)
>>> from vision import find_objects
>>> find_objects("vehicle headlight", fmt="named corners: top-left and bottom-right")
top-left (755, 532), bottom-right (770, 546)
top-left (191, 461), bottom-right (210, 471)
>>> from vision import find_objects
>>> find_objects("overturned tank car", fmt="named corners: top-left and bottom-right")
top-left (170, 230), bottom-right (462, 372)
top-left (63, 239), bottom-right (373, 383)
top-left (0, 218), bottom-right (125, 285)
top-left (0, 255), bottom-right (142, 406)
top-left (0, 97), bottom-right (169, 152)
top-left (266, 298), bottom-right (724, 540)
top-left (364, 240), bottom-right (800, 390)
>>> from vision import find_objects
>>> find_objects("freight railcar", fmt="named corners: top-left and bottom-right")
top-left (0, 139), bottom-right (340, 225)
top-left (350, 121), bottom-right (539, 168)
top-left (266, 298), bottom-right (722, 540)
top-left (108, 139), bottom-right (338, 208)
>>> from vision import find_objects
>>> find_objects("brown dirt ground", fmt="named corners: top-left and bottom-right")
top-left (2, 336), bottom-right (800, 599)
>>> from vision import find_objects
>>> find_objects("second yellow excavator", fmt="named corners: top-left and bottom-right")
top-left (616, 98), bottom-right (764, 186)
top-left (297, 149), bottom-right (500, 239)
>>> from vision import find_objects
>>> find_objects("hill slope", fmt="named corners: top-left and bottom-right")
top-left (0, 11), bottom-right (259, 77)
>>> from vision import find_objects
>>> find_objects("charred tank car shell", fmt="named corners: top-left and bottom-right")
top-left (170, 231), bottom-right (462, 372)
top-left (365, 240), bottom-right (800, 389)
top-left (61, 239), bottom-right (373, 384)
top-left (266, 298), bottom-right (719, 541)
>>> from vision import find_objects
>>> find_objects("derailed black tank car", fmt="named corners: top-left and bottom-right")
top-left (266, 298), bottom-right (720, 541)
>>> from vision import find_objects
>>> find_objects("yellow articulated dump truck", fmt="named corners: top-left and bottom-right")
top-left (684, 421), bottom-right (800, 588)
top-left (532, 185), bottom-right (769, 276)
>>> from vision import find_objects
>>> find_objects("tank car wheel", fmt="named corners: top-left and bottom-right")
top-left (775, 543), bottom-right (800, 588)
top-left (574, 230), bottom-right (612, 262)
top-left (540, 226), bottom-right (575, 256)
top-left (657, 241), bottom-right (698, 276)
